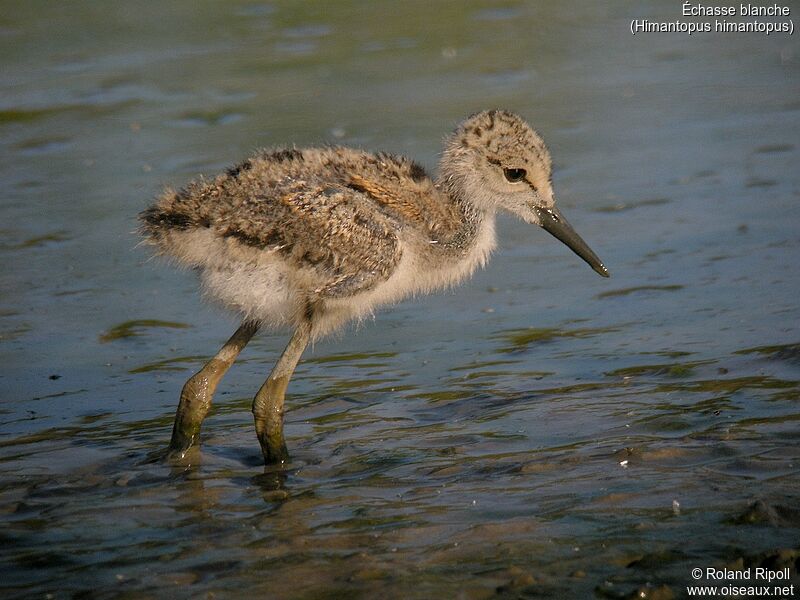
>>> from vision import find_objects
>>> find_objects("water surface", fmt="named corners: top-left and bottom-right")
top-left (1, 2), bottom-right (799, 598)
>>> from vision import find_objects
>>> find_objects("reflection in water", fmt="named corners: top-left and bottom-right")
top-left (1, 0), bottom-right (799, 597)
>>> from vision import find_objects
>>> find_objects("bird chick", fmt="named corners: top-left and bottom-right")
top-left (140, 110), bottom-right (608, 465)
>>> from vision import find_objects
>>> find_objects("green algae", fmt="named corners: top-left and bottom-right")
top-left (13, 232), bottom-right (71, 249)
top-left (595, 285), bottom-right (684, 299)
top-left (305, 351), bottom-right (397, 365)
top-left (494, 326), bottom-right (618, 353)
top-left (0, 107), bottom-right (67, 124)
top-left (593, 197), bottom-right (671, 213)
top-left (99, 320), bottom-right (191, 343)
top-left (734, 342), bottom-right (800, 365)
top-left (606, 360), bottom-right (714, 379)
top-left (129, 355), bottom-right (208, 374)
top-left (654, 376), bottom-right (797, 395)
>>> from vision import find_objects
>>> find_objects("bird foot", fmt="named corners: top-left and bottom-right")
top-left (261, 442), bottom-right (290, 467)
top-left (140, 443), bottom-right (198, 465)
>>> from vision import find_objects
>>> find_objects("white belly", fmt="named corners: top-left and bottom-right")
top-left (163, 216), bottom-right (497, 338)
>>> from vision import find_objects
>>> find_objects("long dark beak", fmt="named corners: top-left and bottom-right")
top-left (534, 206), bottom-right (609, 277)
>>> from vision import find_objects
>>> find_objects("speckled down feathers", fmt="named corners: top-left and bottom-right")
top-left (141, 147), bottom-right (476, 288)
top-left (140, 110), bottom-right (559, 335)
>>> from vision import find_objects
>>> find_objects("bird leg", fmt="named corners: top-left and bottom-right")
top-left (253, 319), bottom-right (312, 465)
top-left (169, 320), bottom-right (260, 456)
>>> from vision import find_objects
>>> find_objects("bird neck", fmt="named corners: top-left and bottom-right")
top-left (433, 171), bottom-right (495, 257)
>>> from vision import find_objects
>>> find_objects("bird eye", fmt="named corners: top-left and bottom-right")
top-left (503, 168), bottom-right (526, 183)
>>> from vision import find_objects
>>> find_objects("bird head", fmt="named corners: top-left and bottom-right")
top-left (439, 110), bottom-right (609, 278)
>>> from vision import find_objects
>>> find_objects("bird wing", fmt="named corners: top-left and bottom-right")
top-left (215, 178), bottom-right (403, 299)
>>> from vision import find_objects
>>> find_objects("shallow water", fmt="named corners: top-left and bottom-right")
top-left (2, 1), bottom-right (799, 598)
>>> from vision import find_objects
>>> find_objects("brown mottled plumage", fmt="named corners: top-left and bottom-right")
top-left (140, 110), bottom-right (609, 465)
